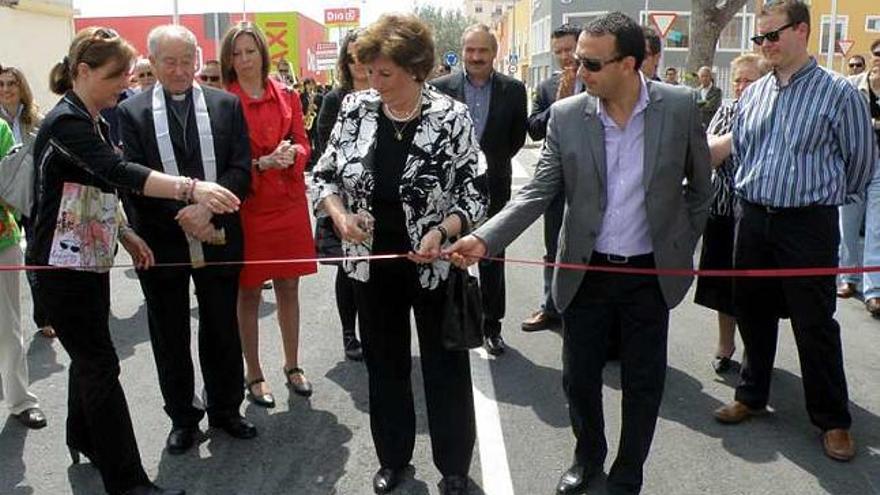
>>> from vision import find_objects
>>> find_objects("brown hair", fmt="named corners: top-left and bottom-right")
top-left (336, 28), bottom-right (363, 92)
top-left (0, 65), bottom-right (39, 133)
top-left (760, 0), bottom-right (811, 32)
top-left (49, 27), bottom-right (136, 95)
top-left (219, 22), bottom-right (271, 86)
top-left (355, 14), bottom-right (435, 83)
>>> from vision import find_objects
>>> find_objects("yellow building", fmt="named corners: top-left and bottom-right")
top-left (800, 0), bottom-right (879, 70)
top-left (0, 0), bottom-right (75, 110)
top-left (492, 0), bottom-right (531, 86)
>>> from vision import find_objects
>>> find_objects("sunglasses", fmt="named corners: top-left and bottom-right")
top-left (575, 54), bottom-right (625, 72)
top-left (137, 71), bottom-right (153, 78)
top-left (59, 241), bottom-right (81, 253)
top-left (200, 75), bottom-right (220, 82)
top-left (751, 22), bottom-right (795, 46)
top-left (849, 63), bottom-right (864, 68)
top-left (873, 50), bottom-right (880, 57)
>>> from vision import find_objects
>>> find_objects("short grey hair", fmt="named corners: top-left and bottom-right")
top-left (461, 24), bottom-right (498, 53)
top-left (148, 25), bottom-right (198, 57)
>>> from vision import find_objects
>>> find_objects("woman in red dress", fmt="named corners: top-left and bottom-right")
top-left (220, 22), bottom-right (317, 407)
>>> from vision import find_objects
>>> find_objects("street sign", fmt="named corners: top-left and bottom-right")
top-left (444, 51), bottom-right (459, 67)
top-left (508, 53), bottom-right (519, 66)
top-left (324, 8), bottom-right (360, 28)
top-left (315, 41), bottom-right (339, 71)
top-left (649, 13), bottom-right (678, 38)
top-left (508, 65), bottom-right (517, 75)
top-left (837, 39), bottom-right (855, 55)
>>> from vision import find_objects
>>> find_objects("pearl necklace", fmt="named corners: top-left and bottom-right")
top-left (383, 95), bottom-right (422, 141)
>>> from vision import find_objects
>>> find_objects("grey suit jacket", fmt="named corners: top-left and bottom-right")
top-left (475, 81), bottom-right (712, 311)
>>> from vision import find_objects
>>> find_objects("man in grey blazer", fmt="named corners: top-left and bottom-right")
top-left (447, 12), bottom-right (711, 495)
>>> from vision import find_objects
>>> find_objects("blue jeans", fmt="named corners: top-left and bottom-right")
top-left (839, 161), bottom-right (880, 299)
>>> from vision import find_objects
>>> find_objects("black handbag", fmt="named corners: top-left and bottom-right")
top-left (314, 215), bottom-right (343, 266)
top-left (441, 267), bottom-right (484, 351)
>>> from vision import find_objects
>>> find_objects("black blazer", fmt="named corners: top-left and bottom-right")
top-left (117, 87), bottom-right (252, 264)
top-left (315, 87), bottom-right (347, 160)
top-left (430, 71), bottom-right (527, 179)
top-left (527, 73), bottom-right (562, 141)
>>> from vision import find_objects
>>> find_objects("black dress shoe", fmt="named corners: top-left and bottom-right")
top-left (438, 475), bottom-right (469, 495)
top-left (245, 377), bottom-right (276, 408)
top-left (14, 407), bottom-right (47, 429)
top-left (556, 463), bottom-right (599, 494)
top-left (123, 483), bottom-right (186, 495)
top-left (209, 416), bottom-right (257, 439)
top-left (483, 335), bottom-right (505, 355)
top-left (166, 426), bottom-right (198, 454)
top-left (372, 466), bottom-right (408, 494)
top-left (284, 367), bottom-right (314, 397)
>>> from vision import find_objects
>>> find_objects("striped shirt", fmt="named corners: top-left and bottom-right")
top-left (732, 58), bottom-right (876, 208)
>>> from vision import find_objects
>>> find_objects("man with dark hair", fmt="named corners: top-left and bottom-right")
top-left (197, 60), bottom-right (222, 89)
top-left (663, 66), bottom-right (678, 85)
top-left (641, 25), bottom-right (662, 81)
top-left (711, 0), bottom-right (875, 463)
top-left (432, 24), bottom-right (528, 355)
top-left (447, 11), bottom-right (710, 494)
top-left (521, 22), bottom-right (582, 333)
top-left (847, 54), bottom-right (866, 76)
top-left (838, 39), bottom-right (880, 314)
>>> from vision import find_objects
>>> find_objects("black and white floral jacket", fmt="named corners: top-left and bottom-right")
top-left (310, 87), bottom-right (487, 289)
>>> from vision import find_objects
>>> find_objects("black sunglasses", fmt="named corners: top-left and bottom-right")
top-left (873, 49), bottom-right (880, 57)
top-left (137, 71), bottom-right (153, 78)
top-left (575, 54), bottom-right (626, 72)
top-left (849, 63), bottom-right (864, 68)
top-left (199, 75), bottom-right (220, 82)
top-left (751, 22), bottom-right (795, 46)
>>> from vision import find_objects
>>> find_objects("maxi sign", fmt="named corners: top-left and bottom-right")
top-left (324, 8), bottom-right (360, 28)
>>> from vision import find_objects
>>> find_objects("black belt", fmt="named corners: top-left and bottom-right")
top-left (590, 251), bottom-right (655, 267)
top-left (742, 200), bottom-right (834, 215)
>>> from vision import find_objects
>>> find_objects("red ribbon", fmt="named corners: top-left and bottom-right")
top-left (1, 253), bottom-right (877, 278)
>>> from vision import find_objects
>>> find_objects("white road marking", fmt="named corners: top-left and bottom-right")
top-left (471, 347), bottom-right (516, 495)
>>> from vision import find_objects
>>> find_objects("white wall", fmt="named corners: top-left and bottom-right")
top-left (0, 0), bottom-right (75, 113)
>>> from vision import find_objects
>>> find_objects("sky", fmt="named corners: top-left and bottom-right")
top-left (72, 0), bottom-right (461, 25)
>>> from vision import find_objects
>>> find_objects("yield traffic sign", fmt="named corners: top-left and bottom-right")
top-left (837, 39), bottom-right (855, 55)
top-left (649, 12), bottom-right (678, 38)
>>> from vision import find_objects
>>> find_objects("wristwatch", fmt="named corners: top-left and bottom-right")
top-left (432, 224), bottom-right (449, 244)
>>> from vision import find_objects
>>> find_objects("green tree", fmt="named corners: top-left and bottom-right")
top-left (414, 5), bottom-right (475, 67)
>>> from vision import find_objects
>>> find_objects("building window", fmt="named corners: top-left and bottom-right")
top-left (531, 15), bottom-right (551, 55)
top-left (563, 12), bottom-right (608, 30)
top-left (718, 13), bottom-right (755, 51)
top-left (867, 16), bottom-right (880, 33)
top-left (819, 15), bottom-right (848, 55)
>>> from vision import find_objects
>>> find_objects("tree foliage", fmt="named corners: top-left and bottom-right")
top-left (686, 0), bottom-right (751, 72)
top-left (414, 5), bottom-right (475, 66)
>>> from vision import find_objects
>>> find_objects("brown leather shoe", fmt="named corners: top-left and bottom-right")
top-left (521, 310), bottom-right (561, 332)
top-left (866, 298), bottom-right (880, 316)
top-left (822, 429), bottom-right (855, 461)
top-left (836, 282), bottom-right (857, 299)
top-left (713, 401), bottom-right (766, 424)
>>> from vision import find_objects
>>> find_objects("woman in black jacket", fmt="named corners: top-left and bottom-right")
top-left (314, 28), bottom-right (370, 361)
top-left (29, 27), bottom-right (239, 495)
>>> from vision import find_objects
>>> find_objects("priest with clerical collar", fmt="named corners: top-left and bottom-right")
top-left (117, 24), bottom-right (255, 455)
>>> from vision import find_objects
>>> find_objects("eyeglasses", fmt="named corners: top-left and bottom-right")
top-left (751, 22), bottom-right (795, 46)
top-left (575, 54), bottom-right (626, 72)
top-left (199, 75), bottom-right (220, 82)
top-left (137, 71), bottom-right (153, 78)
top-left (0, 80), bottom-right (19, 89)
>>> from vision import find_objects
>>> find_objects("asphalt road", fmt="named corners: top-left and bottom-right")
top-left (1, 147), bottom-right (879, 495)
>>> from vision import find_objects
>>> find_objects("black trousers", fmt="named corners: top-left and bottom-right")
top-left (480, 173), bottom-right (512, 336)
top-left (562, 253), bottom-right (668, 494)
top-left (352, 259), bottom-right (476, 476)
top-left (733, 201), bottom-right (851, 430)
top-left (37, 270), bottom-right (149, 495)
top-left (137, 265), bottom-right (244, 427)
top-left (335, 265), bottom-right (358, 339)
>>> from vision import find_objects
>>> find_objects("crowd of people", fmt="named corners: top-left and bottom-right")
top-left (0, 1), bottom-right (878, 494)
